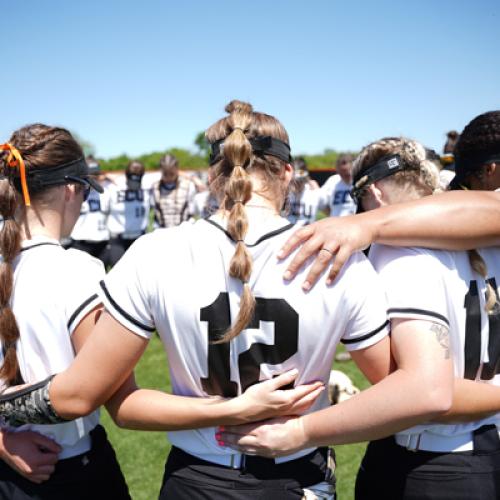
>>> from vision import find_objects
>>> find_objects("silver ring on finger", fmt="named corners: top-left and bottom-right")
top-left (320, 247), bottom-right (335, 257)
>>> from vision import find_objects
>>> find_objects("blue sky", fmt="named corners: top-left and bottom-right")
top-left (2, 0), bottom-right (499, 160)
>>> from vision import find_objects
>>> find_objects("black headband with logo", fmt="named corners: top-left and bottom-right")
top-left (209, 135), bottom-right (292, 165)
top-left (11, 157), bottom-right (103, 194)
top-left (351, 154), bottom-right (408, 203)
top-left (450, 150), bottom-right (500, 190)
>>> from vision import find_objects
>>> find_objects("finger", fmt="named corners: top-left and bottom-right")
top-left (326, 246), bottom-right (352, 285)
top-left (218, 423), bottom-right (261, 436)
top-left (289, 386), bottom-right (325, 413)
top-left (219, 432), bottom-right (259, 448)
top-left (283, 234), bottom-right (325, 281)
top-left (32, 433), bottom-right (62, 454)
top-left (285, 381), bottom-right (324, 402)
top-left (267, 369), bottom-right (298, 390)
top-left (303, 243), bottom-right (339, 291)
top-left (29, 473), bottom-right (51, 483)
top-left (277, 226), bottom-right (313, 260)
top-left (37, 464), bottom-right (56, 476)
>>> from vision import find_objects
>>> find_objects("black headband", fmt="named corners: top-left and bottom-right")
top-left (12, 157), bottom-right (103, 194)
top-left (209, 135), bottom-right (292, 165)
top-left (449, 150), bottom-right (500, 190)
top-left (351, 154), bottom-right (408, 202)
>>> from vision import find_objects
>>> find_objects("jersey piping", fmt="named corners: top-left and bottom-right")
top-left (99, 280), bottom-right (155, 332)
top-left (387, 307), bottom-right (450, 327)
top-left (20, 242), bottom-right (61, 252)
top-left (67, 293), bottom-right (99, 330)
top-left (203, 218), bottom-right (295, 247)
top-left (341, 319), bottom-right (390, 345)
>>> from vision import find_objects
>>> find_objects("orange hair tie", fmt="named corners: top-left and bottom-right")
top-left (0, 143), bottom-right (31, 206)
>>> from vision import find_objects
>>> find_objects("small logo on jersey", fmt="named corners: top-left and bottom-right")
top-left (388, 158), bottom-right (399, 169)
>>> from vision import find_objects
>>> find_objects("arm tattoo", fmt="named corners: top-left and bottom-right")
top-left (430, 323), bottom-right (450, 360)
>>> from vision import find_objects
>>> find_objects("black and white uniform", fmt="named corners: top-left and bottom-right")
top-left (99, 216), bottom-right (389, 499)
top-left (356, 244), bottom-right (500, 500)
top-left (0, 236), bottom-right (129, 499)
top-left (285, 185), bottom-right (321, 225)
top-left (106, 177), bottom-right (152, 266)
top-left (70, 187), bottom-right (110, 263)
top-left (189, 191), bottom-right (219, 220)
top-left (319, 174), bottom-right (356, 217)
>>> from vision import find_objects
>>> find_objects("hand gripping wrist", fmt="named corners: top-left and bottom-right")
top-left (0, 375), bottom-right (68, 427)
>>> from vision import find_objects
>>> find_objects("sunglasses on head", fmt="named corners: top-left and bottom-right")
top-left (65, 175), bottom-right (91, 201)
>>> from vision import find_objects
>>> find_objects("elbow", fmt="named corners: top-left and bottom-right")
top-left (421, 385), bottom-right (453, 418)
top-left (56, 397), bottom-right (99, 420)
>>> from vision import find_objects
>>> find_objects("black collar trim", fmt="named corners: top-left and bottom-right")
top-left (21, 242), bottom-right (61, 252)
top-left (204, 218), bottom-right (294, 247)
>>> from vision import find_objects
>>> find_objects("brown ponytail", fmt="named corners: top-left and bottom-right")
top-left (0, 177), bottom-right (23, 384)
top-left (0, 124), bottom-right (82, 385)
top-left (205, 100), bottom-right (290, 343)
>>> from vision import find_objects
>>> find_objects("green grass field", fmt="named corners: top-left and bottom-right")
top-left (102, 336), bottom-right (370, 500)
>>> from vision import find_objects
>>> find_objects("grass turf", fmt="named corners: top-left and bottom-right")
top-left (102, 337), bottom-right (369, 500)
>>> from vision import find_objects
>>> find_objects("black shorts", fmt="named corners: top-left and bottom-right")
top-left (355, 425), bottom-right (500, 500)
top-left (0, 425), bottom-right (130, 500)
top-left (159, 446), bottom-right (335, 500)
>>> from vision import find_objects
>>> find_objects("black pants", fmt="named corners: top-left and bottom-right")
top-left (107, 236), bottom-right (138, 267)
top-left (159, 446), bottom-right (334, 500)
top-left (70, 240), bottom-right (109, 265)
top-left (355, 425), bottom-right (500, 500)
top-left (0, 425), bottom-right (130, 500)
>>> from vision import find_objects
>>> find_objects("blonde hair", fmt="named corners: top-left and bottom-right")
top-left (354, 136), bottom-right (497, 314)
top-left (352, 137), bottom-right (440, 198)
top-left (205, 100), bottom-right (290, 342)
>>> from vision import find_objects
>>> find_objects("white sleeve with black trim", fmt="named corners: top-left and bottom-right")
top-left (369, 244), bottom-right (450, 329)
top-left (64, 250), bottom-right (105, 335)
top-left (98, 235), bottom-right (156, 338)
top-left (339, 252), bottom-right (390, 351)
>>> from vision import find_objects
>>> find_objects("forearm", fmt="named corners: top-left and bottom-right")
top-left (301, 368), bottom-right (451, 447)
top-left (371, 191), bottom-right (500, 249)
top-left (107, 387), bottom-right (248, 431)
top-left (433, 379), bottom-right (500, 423)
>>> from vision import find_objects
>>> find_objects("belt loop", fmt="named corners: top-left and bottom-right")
top-left (405, 433), bottom-right (422, 452)
top-left (229, 454), bottom-right (242, 469)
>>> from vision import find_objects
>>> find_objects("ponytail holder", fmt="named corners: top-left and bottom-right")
top-left (233, 199), bottom-right (244, 204)
top-left (232, 127), bottom-right (245, 132)
top-left (236, 239), bottom-right (244, 243)
top-left (0, 143), bottom-right (31, 206)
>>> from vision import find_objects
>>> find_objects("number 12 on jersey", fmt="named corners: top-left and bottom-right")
top-left (200, 292), bottom-right (299, 397)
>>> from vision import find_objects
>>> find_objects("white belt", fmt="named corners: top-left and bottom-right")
top-left (394, 430), bottom-right (500, 453)
top-left (187, 447), bottom-right (316, 469)
top-left (59, 434), bottom-right (92, 460)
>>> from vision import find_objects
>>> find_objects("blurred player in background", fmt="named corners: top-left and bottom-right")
top-left (284, 157), bottom-right (321, 225)
top-left (319, 153), bottom-right (357, 217)
top-left (106, 160), bottom-right (152, 266)
top-left (151, 153), bottom-right (197, 228)
top-left (69, 157), bottom-right (110, 264)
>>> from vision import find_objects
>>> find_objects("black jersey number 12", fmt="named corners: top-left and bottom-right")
top-left (200, 292), bottom-right (299, 397)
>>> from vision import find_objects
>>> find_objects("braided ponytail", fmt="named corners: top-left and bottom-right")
top-left (218, 101), bottom-right (255, 342)
top-left (0, 173), bottom-right (23, 385)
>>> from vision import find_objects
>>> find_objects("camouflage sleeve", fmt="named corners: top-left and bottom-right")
top-left (0, 375), bottom-right (69, 427)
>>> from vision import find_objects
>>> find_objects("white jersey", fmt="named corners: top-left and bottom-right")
top-left (0, 237), bottom-right (102, 458)
top-left (285, 185), bottom-right (321, 224)
top-left (99, 216), bottom-right (389, 463)
top-left (369, 244), bottom-right (500, 449)
top-left (319, 174), bottom-right (357, 217)
top-left (71, 188), bottom-right (110, 242)
top-left (106, 177), bottom-right (152, 239)
top-left (189, 191), bottom-right (219, 220)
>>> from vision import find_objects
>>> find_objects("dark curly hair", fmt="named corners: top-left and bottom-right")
top-left (454, 111), bottom-right (500, 162)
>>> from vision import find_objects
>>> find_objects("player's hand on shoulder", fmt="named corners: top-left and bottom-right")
top-left (235, 369), bottom-right (324, 422)
top-left (0, 429), bottom-right (61, 483)
top-left (278, 214), bottom-right (374, 290)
